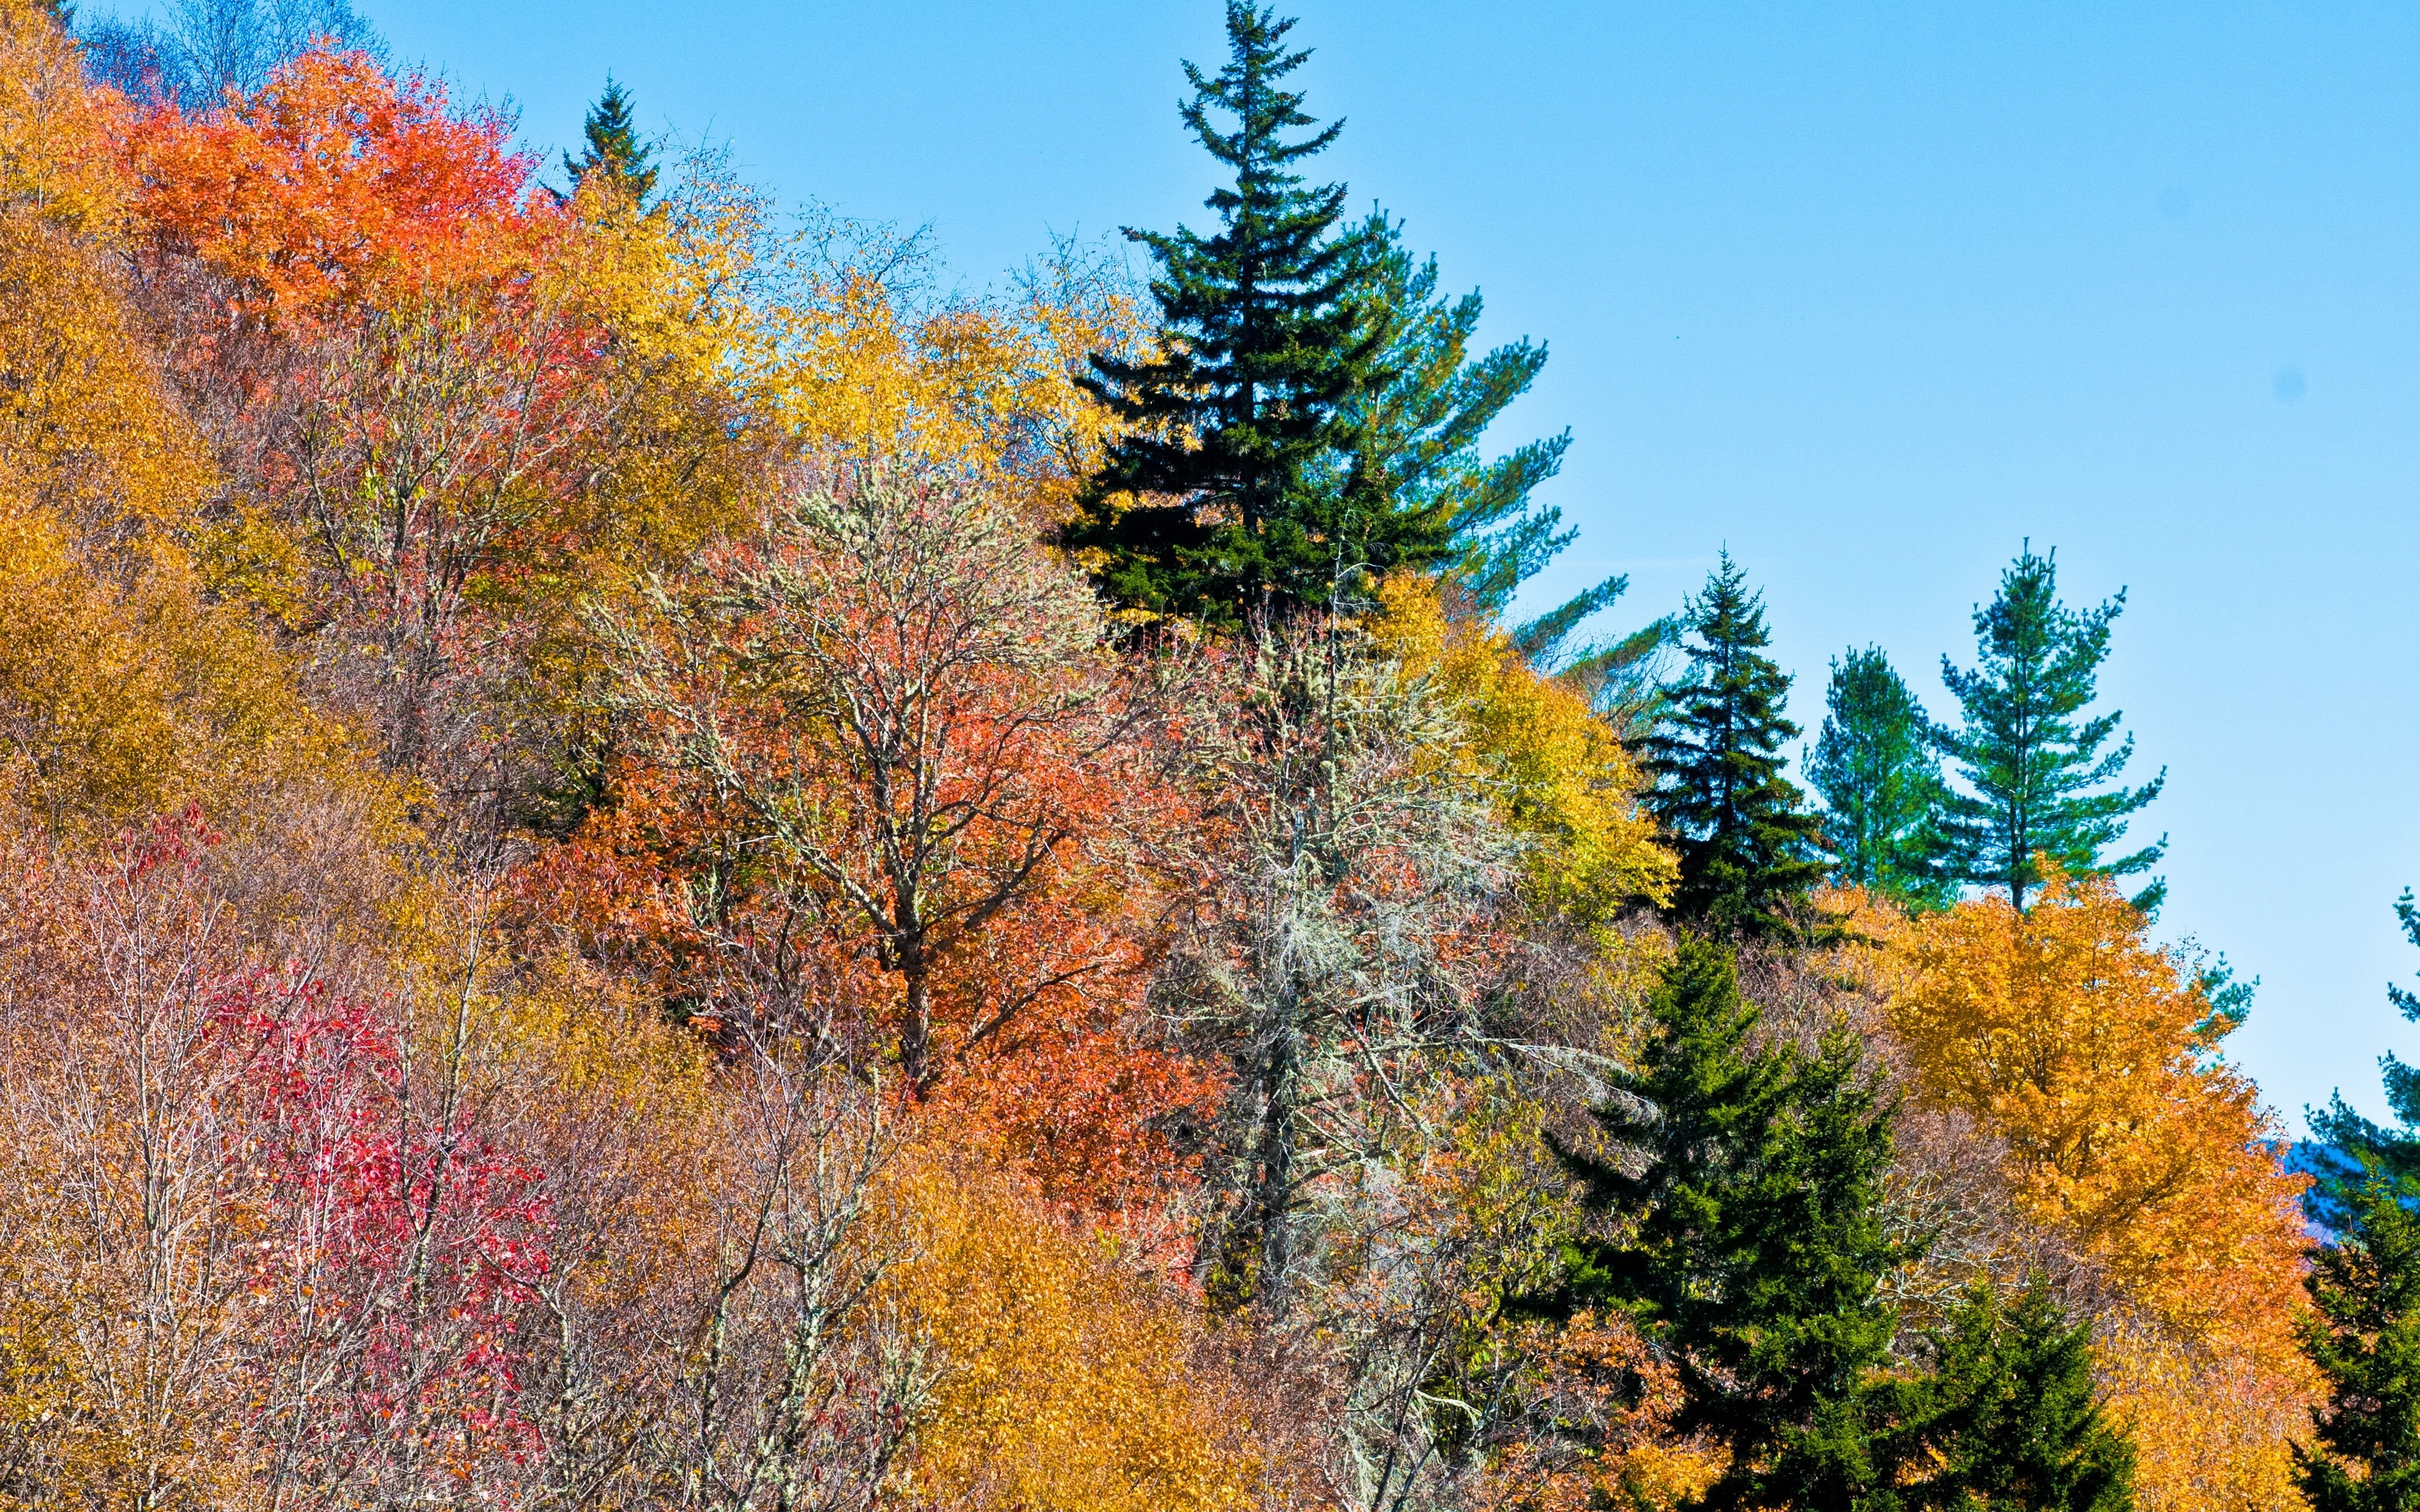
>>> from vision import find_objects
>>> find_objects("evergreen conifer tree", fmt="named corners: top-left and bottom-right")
top-left (1935, 546), bottom-right (2165, 913)
top-left (1808, 646), bottom-right (1953, 911)
top-left (1550, 937), bottom-right (1904, 1510)
top-left (1336, 210), bottom-right (1673, 685)
top-left (1643, 553), bottom-right (1826, 937)
top-left (1068, 4), bottom-right (1426, 628)
top-left (2298, 1162), bottom-right (2420, 1512)
top-left (563, 76), bottom-right (657, 207)
top-left (1332, 212), bottom-right (1615, 638)
top-left (1880, 1279), bottom-right (2136, 1511)
top-left (2298, 891), bottom-right (2420, 1507)
top-left (2308, 891), bottom-right (2420, 1227)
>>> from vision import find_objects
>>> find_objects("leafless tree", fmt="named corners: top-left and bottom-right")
top-left (79, 0), bottom-right (379, 106)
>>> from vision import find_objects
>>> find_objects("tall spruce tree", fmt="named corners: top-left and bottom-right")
top-left (1808, 646), bottom-right (1953, 912)
top-left (1878, 1280), bottom-right (2137, 1512)
top-left (563, 76), bottom-right (657, 207)
top-left (1334, 211), bottom-right (1627, 647)
top-left (1935, 546), bottom-right (2165, 913)
top-left (1548, 937), bottom-right (1904, 1510)
top-left (1643, 553), bottom-right (1826, 937)
top-left (1068, 4), bottom-right (1431, 628)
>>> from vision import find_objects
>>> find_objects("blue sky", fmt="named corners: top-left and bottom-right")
top-left (210, 1), bottom-right (2420, 1126)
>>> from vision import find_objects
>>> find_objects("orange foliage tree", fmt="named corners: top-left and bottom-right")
top-left (567, 467), bottom-right (1207, 1210)
top-left (118, 49), bottom-right (761, 799)
top-left (123, 50), bottom-right (541, 320)
top-left (1884, 863), bottom-right (2315, 1511)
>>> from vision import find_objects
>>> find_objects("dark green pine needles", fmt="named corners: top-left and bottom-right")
top-left (1547, 941), bottom-right (2138, 1511)
top-left (1335, 211), bottom-right (1601, 637)
top-left (1808, 646), bottom-right (1954, 912)
top-left (1643, 553), bottom-right (1826, 939)
top-left (1935, 545), bottom-right (2164, 912)
top-left (2299, 1162), bottom-right (2420, 1512)
top-left (2302, 890), bottom-right (2420, 1512)
top-left (1551, 937), bottom-right (1904, 1510)
top-left (1068, 3), bottom-right (1437, 628)
top-left (564, 76), bottom-right (658, 207)
top-left (1072, 4), bottom-right (1642, 644)
top-left (1877, 1280), bottom-right (2137, 1512)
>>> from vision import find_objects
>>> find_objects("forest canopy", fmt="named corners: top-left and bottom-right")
top-left (0, 2), bottom-right (2383, 1509)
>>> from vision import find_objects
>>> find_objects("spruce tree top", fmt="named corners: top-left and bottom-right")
top-left (1643, 553), bottom-right (1826, 939)
top-left (1808, 645), bottom-right (1953, 912)
top-left (1068, 4), bottom-right (1431, 628)
top-left (1877, 1279), bottom-right (2138, 1512)
top-left (1935, 545), bottom-right (2164, 912)
top-left (564, 76), bottom-right (658, 207)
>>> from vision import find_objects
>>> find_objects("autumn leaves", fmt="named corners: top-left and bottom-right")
top-left (0, 2), bottom-right (2348, 1508)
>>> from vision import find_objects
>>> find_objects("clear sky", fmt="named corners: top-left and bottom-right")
top-left (265, 1), bottom-right (2420, 1128)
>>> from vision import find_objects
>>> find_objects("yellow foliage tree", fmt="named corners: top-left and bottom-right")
top-left (1884, 864), bottom-right (2315, 1511)
top-left (0, 0), bottom-right (120, 233)
top-left (0, 3), bottom-right (355, 837)
top-left (878, 1143), bottom-right (1260, 1512)
top-left (0, 1), bottom-right (207, 546)
top-left (2099, 1320), bottom-right (2310, 1512)
top-left (759, 219), bottom-right (1144, 525)
top-left (0, 512), bottom-right (353, 833)
top-left (1373, 573), bottom-right (1674, 926)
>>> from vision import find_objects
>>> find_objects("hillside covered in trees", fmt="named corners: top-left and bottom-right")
top-left (1, 1), bottom-right (2415, 1508)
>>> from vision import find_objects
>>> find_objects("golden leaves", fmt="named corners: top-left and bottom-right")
top-left (0, 0), bottom-right (124, 231)
top-left (1372, 571), bottom-right (1676, 926)
top-left (877, 1143), bottom-right (1260, 1512)
top-left (0, 89), bottom-right (356, 837)
top-left (1882, 865), bottom-right (2318, 1512)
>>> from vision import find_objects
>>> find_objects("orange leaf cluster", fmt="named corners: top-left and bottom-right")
top-left (124, 49), bottom-right (550, 320)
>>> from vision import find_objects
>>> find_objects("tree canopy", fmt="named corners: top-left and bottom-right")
top-left (0, 6), bottom-right (2334, 1509)
top-left (1642, 553), bottom-right (1827, 938)
top-left (1935, 545), bottom-right (2166, 912)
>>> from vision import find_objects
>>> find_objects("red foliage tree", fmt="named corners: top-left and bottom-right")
top-left (0, 807), bottom-right (554, 1505)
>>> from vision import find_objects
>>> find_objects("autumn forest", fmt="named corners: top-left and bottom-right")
top-left (0, 1), bottom-right (2411, 1509)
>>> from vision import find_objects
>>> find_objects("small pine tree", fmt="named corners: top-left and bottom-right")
top-left (563, 76), bottom-right (657, 207)
top-left (1642, 553), bottom-right (1826, 938)
top-left (2299, 898), bottom-right (2420, 1509)
top-left (1550, 936), bottom-right (1904, 1509)
top-left (2299, 1163), bottom-right (2420, 1512)
top-left (2308, 891), bottom-right (2420, 1230)
top-left (1068, 4), bottom-right (1430, 628)
top-left (1880, 1279), bottom-right (2136, 1511)
top-left (1935, 545), bottom-right (2165, 913)
top-left (1807, 646), bottom-right (1953, 912)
